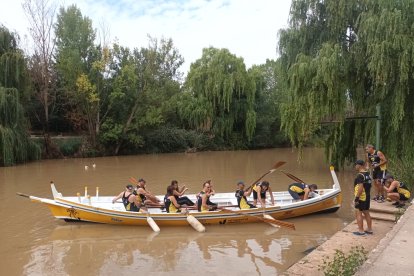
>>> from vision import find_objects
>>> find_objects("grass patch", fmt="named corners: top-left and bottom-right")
top-left (319, 246), bottom-right (368, 276)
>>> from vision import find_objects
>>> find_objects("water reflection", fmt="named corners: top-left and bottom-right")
top-left (1, 148), bottom-right (356, 275)
top-left (22, 214), bottom-right (344, 275)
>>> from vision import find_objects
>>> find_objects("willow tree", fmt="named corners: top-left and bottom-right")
top-left (278, 0), bottom-right (414, 167)
top-left (183, 47), bottom-right (256, 144)
top-left (0, 88), bottom-right (41, 166)
top-left (0, 25), bottom-right (28, 94)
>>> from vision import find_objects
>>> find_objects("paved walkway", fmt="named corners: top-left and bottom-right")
top-left (285, 200), bottom-right (405, 276)
top-left (356, 201), bottom-right (414, 276)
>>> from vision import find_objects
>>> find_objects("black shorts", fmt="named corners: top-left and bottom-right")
top-left (253, 190), bottom-right (266, 200)
top-left (400, 194), bottom-right (409, 201)
top-left (372, 168), bottom-right (386, 180)
top-left (288, 189), bottom-right (303, 200)
top-left (356, 200), bottom-right (370, 211)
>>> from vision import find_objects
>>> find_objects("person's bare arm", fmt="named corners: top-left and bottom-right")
top-left (268, 187), bottom-right (275, 204)
top-left (377, 151), bottom-right (387, 167)
top-left (384, 181), bottom-right (397, 193)
top-left (138, 188), bottom-right (158, 201)
top-left (170, 196), bottom-right (181, 208)
top-left (303, 187), bottom-right (310, 200)
top-left (258, 191), bottom-right (266, 207)
top-left (112, 192), bottom-right (124, 203)
top-left (244, 187), bottom-right (253, 197)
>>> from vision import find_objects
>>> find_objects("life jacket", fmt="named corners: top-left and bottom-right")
top-left (235, 189), bottom-right (251, 209)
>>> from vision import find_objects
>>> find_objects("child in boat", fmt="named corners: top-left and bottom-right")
top-left (288, 183), bottom-right (318, 201)
top-left (253, 181), bottom-right (275, 207)
top-left (112, 184), bottom-right (141, 212)
top-left (165, 185), bottom-right (182, 213)
top-left (235, 181), bottom-right (256, 209)
top-left (197, 181), bottom-right (218, 212)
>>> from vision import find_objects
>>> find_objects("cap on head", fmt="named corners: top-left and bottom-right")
top-left (126, 184), bottom-right (133, 189)
top-left (354, 160), bottom-right (365, 166)
top-left (237, 181), bottom-right (244, 185)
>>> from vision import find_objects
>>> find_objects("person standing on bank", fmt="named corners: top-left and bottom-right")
top-left (365, 144), bottom-right (387, 202)
top-left (353, 160), bottom-right (373, 236)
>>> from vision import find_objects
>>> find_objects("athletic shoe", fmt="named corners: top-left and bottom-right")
top-left (353, 231), bottom-right (366, 236)
top-left (372, 196), bottom-right (379, 201)
top-left (392, 202), bottom-right (399, 206)
top-left (364, 231), bottom-right (373, 235)
top-left (377, 196), bottom-right (385, 203)
top-left (395, 203), bottom-right (406, 208)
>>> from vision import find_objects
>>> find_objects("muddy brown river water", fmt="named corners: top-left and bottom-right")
top-left (0, 148), bottom-right (357, 275)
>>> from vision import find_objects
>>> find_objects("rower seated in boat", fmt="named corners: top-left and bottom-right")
top-left (112, 184), bottom-right (141, 212)
top-left (134, 178), bottom-right (164, 208)
top-left (288, 183), bottom-right (318, 201)
top-left (235, 181), bottom-right (256, 209)
top-left (170, 180), bottom-right (195, 207)
top-left (165, 185), bottom-right (182, 213)
top-left (197, 181), bottom-right (218, 212)
top-left (253, 181), bottom-right (275, 207)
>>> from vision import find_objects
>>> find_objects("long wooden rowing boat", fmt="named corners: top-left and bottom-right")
top-left (19, 166), bottom-right (342, 229)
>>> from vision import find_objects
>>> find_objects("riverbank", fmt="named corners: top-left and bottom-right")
top-left (356, 201), bottom-right (414, 275)
top-left (285, 200), bottom-right (410, 275)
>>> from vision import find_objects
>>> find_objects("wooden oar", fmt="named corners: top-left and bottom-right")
top-left (280, 170), bottom-right (305, 183)
top-left (143, 205), bottom-right (160, 233)
top-left (220, 208), bottom-right (295, 230)
top-left (247, 161), bottom-right (286, 189)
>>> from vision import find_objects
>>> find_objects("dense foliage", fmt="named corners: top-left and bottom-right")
top-left (0, 3), bottom-right (287, 165)
top-left (0, 26), bottom-right (41, 166)
top-left (278, 0), bottom-right (414, 167)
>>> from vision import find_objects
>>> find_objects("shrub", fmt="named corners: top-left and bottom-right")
top-left (319, 246), bottom-right (368, 276)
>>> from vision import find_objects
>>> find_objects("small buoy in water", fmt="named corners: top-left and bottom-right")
top-left (92, 163), bottom-right (96, 169)
top-left (84, 165), bottom-right (89, 170)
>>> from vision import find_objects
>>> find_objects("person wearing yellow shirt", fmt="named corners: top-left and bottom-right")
top-left (353, 159), bottom-right (373, 236)
top-left (383, 175), bottom-right (411, 208)
top-left (235, 181), bottom-right (256, 209)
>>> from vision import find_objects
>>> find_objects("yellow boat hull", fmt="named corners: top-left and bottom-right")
top-left (42, 191), bottom-right (342, 226)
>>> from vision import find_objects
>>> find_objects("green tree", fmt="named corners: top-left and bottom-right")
top-left (182, 47), bottom-right (256, 144)
top-left (0, 26), bottom-right (40, 166)
top-left (101, 37), bottom-right (184, 154)
top-left (278, 0), bottom-right (414, 166)
top-left (54, 4), bottom-right (99, 146)
top-left (249, 59), bottom-right (288, 148)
